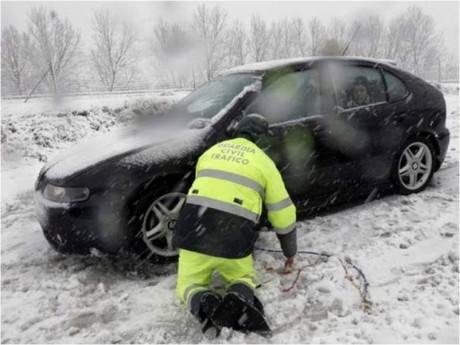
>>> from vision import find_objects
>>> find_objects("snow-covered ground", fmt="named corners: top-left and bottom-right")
top-left (1, 87), bottom-right (458, 343)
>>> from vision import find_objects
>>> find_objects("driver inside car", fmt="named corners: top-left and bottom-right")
top-left (348, 76), bottom-right (373, 107)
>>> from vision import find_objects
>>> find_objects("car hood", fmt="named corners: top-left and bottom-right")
top-left (42, 125), bottom-right (211, 181)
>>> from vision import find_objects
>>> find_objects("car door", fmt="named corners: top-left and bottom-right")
top-left (324, 62), bottom-right (408, 186)
top-left (245, 65), bottom-right (356, 202)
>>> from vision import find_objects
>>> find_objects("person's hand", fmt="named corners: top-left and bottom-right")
top-left (284, 256), bottom-right (295, 274)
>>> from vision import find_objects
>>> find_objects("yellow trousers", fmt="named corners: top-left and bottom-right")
top-left (176, 249), bottom-right (258, 310)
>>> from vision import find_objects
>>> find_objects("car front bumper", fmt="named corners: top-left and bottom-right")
top-left (34, 190), bottom-right (130, 254)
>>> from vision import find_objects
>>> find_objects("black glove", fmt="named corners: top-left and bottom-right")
top-left (276, 227), bottom-right (297, 258)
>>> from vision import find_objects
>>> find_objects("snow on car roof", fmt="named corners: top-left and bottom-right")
top-left (223, 56), bottom-right (397, 74)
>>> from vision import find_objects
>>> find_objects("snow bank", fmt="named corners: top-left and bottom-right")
top-left (430, 82), bottom-right (460, 95)
top-left (1, 92), bottom-right (188, 164)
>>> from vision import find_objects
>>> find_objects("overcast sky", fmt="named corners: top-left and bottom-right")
top-left (1, 1), bottom-right (459, 54)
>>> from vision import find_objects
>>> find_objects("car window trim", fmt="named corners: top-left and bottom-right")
top-left (381, 68), bottom-right (411, 103)
top-left (338, 101), bottom-right (388, 113)
top-left (379, 67), bottom-right (390, 103)
top-left (268, 114), bottom-right (323, 129)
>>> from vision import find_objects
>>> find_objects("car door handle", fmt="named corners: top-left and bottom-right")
top-left (393, 113), bottom-right (407, 121)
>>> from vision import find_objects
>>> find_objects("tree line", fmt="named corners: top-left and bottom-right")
top-left (1, 4), bottom-right (458, 97)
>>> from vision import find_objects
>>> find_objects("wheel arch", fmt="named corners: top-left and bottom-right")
top-left (125, 172), bottom-right (194, 239)
top-left (403, 130), bottom-right (441, 171)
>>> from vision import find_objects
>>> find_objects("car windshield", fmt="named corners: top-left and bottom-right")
top-left (171, 73), bottom-right (259, 121)
top-left (137, 73), bottom-right (259, 132)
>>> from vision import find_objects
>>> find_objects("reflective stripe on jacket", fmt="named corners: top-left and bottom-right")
top-left (186, 137), bottom-right (296, 235)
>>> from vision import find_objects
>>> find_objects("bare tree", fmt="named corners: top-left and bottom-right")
top-left (269, 20), bottom-right (284, 59)
top-left (389, 6), bottom-right (440, 77)
top-left (383, 17), bottom-right (405, 61)
top-left (327, 17), bottom-right (348, 49)
top-left (1, 25), bottom-right (31, 94)
top-left (320, 39), bottom-right (342, 56)
top-left (28, 6), bottom-right (80, 95)
top-left (349, 15), bottom-right (384, 57)
top-left (192, 3), bottom-right (228, 81)
top-left (249, 15), bottom-right (268, 62)
top-left (227, 20), bottom-right (248, 66)
top-left (440, 50), bottom-right (460, 81)
top-left (277, 19), bottom-right (295, 58)
top-left (91, 9), bottom-right (137, 91)
top-left (154, 19), bottom-right (191, 58)
top-left (307, 17), bottom-right (326, 56)
top-left (152, 19), bottom-right (195, 88)
top-left (291, 17), bottom-right (307, 56)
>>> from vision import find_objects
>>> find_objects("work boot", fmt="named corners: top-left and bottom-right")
top-left (200, 292), bottom-right (222, 317)
top-left (211, 292), bottom-right (272, 337)
top-left (199, 292), bottom-right (222, 338)
top-left (253, 295), bottom-right (265, 316)
top-left (202, 319), bottom-right (220, 339)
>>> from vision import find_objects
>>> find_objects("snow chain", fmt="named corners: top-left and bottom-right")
top-left (255, 247), bottom-right (372, 314)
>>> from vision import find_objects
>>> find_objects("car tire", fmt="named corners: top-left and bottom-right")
top-left (391, 136), bottom-right (436, 195)
top-left (129, 183), bottom-right (187, 262)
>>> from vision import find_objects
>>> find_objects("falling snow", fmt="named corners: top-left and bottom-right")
top-left (1, 85), bottom-right (458, 343)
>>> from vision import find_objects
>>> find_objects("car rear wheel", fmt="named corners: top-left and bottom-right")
top-left (392, 137), bottom-right (435, 195)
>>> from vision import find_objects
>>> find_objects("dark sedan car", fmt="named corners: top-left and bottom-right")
top-left (35, 57), bottom-right (450, 258)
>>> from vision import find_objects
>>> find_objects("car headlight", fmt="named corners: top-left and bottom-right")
top-left (43, 184), bottom-right (90, 203)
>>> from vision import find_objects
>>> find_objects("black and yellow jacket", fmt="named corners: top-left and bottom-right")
top-left (173, 137), bottom-right (297, 259)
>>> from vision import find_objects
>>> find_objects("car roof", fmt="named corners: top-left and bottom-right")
top-left (222, 56), bottom-right (397, 75)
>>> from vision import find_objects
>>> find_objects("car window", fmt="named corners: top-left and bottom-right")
top-left (172, 73), bottom-right (258, 120)
top-left (330, 65), bottom-right (386, 110)
top-left (246, 69), bottom-right (321, 124)
top-left (384, 71), bottom-right (409, 102)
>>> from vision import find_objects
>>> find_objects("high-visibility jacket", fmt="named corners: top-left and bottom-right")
top-left (186, 137), bottom-right (296, 235)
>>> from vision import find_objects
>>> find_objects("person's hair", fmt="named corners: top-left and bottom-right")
top-left (352, 76), bottom-right (370, 92)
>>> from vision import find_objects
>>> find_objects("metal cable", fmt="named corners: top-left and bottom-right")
top-left (254, 246), bottom-right (370, 297)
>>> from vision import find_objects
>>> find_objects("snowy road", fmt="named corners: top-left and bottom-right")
top-left (1, 92), bottom-right (458, 343)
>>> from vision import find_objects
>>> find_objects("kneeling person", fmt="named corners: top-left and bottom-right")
top-left (173, 114), bottom-right (297, 336)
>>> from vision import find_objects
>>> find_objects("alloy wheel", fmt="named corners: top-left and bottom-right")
top-left (141, 192), bottom-right (186, 257)
top-left (398, 142), bottom-right (433, 191)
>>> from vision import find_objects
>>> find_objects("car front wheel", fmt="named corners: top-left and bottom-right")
top-left (392, 137), bottom-right (435, 195)
top-left (140, 192), bottom-right (186, 258)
